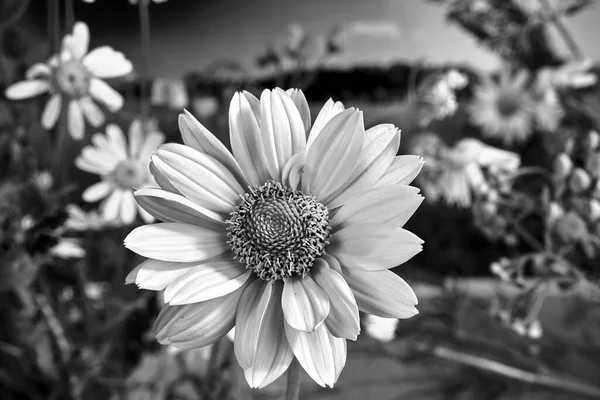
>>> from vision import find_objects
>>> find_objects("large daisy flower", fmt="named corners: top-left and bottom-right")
top-left (469, 70), bottom-right (535, 145)
top-left (76, 120), bottom-right (165, 225)
top-left (4, 22), bottom-right (132, 140)
top-left (124, 88), bottom-right (425, 388)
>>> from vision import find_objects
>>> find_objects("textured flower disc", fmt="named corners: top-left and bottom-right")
top-left (226, 180), bottom-right (330, 282)
top-left (53, 60), bottom-right (91, 98)
top-left (112, 160), bottom-right (147, 189)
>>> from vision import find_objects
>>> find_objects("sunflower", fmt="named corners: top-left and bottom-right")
top-left (76, 120), bottom-right (165, 225)
top-left (469, 70), bottom-right (535, 145)
top-left (4, 22), bottom-right (132, 140)
top-left (124, 88), bottom-right (424, 388)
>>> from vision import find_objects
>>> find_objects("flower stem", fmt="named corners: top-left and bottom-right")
top-left (64, 0), bottom-right (75, 32)
top-left (285, 358), bottom-right (301, 400)
top-left (138, 0), bottom-right (151, 129)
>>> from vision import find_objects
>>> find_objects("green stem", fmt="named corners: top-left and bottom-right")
top-left (538, 0), bottom-right (583, 59)
top-left (285, 358), bottom-right (301, 400)
top-left (138, 0), bottom-right (151, 129)
top-left (52, 107), bottom-right (68, 187)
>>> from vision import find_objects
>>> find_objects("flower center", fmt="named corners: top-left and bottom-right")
top-left (54, 60), bottom-right (91, 98)
top-left (496, 89), bottom-right (522, 117)
top-left (112, 160), bottom-right (146, 189)
top-left (226, 180), bottom-right (331, 282)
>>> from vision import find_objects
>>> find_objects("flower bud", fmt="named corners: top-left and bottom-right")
top-left (586, 152), bottom-right (600, 179)
top-left (587, 199), bottom-right (600, 221)
top-left (555, 211), bottom-right (588, 242)
top-left (553, 153), bottom-right (572, 180)
top-left (527, 320), bottom-right (543, 340)
top-left (547, 201), bottom-right (564, 226)
top-left (584, 130), bottom-right (600, 150)
top-left (569, 168), bottom-right (591, 193)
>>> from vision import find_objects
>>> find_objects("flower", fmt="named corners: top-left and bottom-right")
top-left (4, 22), bottom-right (132, 140)
top-left (469, 70), bottom-right (535, 145)
top-left (50, 238), bottom-right (86, 259)
top-left (363, 314), bottom-right (398, 342)
top-left (65, 204), bottom-right (119, 231)
top-left (414, 69), bottom-right (468, 127)
top-left (76, 120), bottom-right (165, 225)
top-left (151, 78), bottom-right (189, 110)
top-left (124, 88), bottom-right (424, 389)
top-left (411, 134), bottom-right (520, 207)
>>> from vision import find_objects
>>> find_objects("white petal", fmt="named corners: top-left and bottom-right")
top-left (68, 100), bottom-right (85, 140)
top-left (259, 88), bottom-right (307, 181)
top-left (235, 281), bottom-right (294, 388)
top-left (229, 91), bottom-right (271, 186)
top-left (150, 161), bottom-right (181, 194)
top-left (311, 260), bottom-right (360, 340)
top-left (179, 110), bottom-right (248, 188)
top-left (128, 119), bottom-right (143, 157)
top-left (152, 144), bottom-right (244, 213)
top-left (329, 223), bottom-right (423, 271)
top-left (26, 63), bottom-right (51, 79)
top-left (330, 185), bottom-right (423, 229)
top-left (83, 46), bottom-right (133, 78)
top-left (164, 261), bottom-right (250, 305)
top-left (306, 98), bottom-right (345, 150)
top-left (5, 80), bottom-right (50, 100)
top-left (120, 191), bottom-right (138, 224)
top-left (128, 258), bottom-right (200, 290)
top-left (89, 78), bottom-right (124, 112)
top-left (284, 322), bottom-right (347, 388)
top-left (302, 109), bottom-right (364, 201)
top-left (137, 131), bottom-right (165, 162)
top-left (376, 155), bottom-right (424, 186)
top-left (286, 88), bottom-right (311, 134)
top-left (154, 284), bottom-right (247, 349)
top-left (124, 222), bottom-right (228, 262)
top-left (79, 97), bottom-right (105, 127)
top-left (105, 124), bottom-right (128, 159)
top-left (82, 180), bottom-right (112, 202)
top-left (282, 276), bottom-right (330, 332)
top-left (75, 154), bottom-right (112, 175)
top-left (102, 190), bottom-right (123, 222)
top-left (342, 268), bottom-right (418, 318)
top-left (281, 151), bottom-right (305, 191)
top-left (66, 22), bottom-right (89, 59)
top-left (41, 94), bottom-right (62, 129)
top-left (134, 187), bottom-right (225, 229)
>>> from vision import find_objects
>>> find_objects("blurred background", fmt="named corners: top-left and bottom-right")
top-left (2, 0), bottom-right (600, 399)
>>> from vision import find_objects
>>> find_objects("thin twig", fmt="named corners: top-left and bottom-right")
top-left (35, 293), bottom-right (71, 363)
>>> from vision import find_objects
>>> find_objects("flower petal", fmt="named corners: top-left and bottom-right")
top-left (154, 283), bottom-right (248, 349)
top-left (150, 161), bottom-right (181, 194)
top-left (84, 46), bottom-right (133, 78)
top-left (68, 100), bottom-right (85, 140)
top-left (65, 22), bottom-right (89, 59)
top-left (179, 110), bottom-right (248, 188)
top-left (325, 125), bottom-right (399, 208)
top-left (229, 91), bottom-right (271, 186)
top-left (120, 191), bottom-right (137, 224)
top-left (311, 259), bottom-right (360, 340)
top-left (128, 258), bottom-right (199, 290)
top-left (82, 180), bottom-right (112, 202)
top-left (330, 185), bottom-right (423, 229)
top-left (134, 187), bottom-right (225, 229)
top-left (124, 222), bottom-right (229, 262)
top-left (41, 94), bottom-right (62, 129)
top-left (152, 144), bottom-right (244, 213)
top-left (286, 88), bottom-right (311, 134)
top-left (258, 88), bottom-right (307, 181)
top-left (281, 151), bottom-right (305, 191)
top-left (79, 96), bottom-right (105, 127)
top-left (376, 155), bottom-right (424, 187)
top-left (105, 124), bottom-right (128, 159)
top-left (102, 189), bottom-right (123, 222)
top-left (342, 268), bottom-right (418, 318)
top-left (164, 261), bottom-right (250, 305)
top-left (237, 282), bottom-right (294, 388)
top-left (284, 322), bottom-right (347, 388)
top-left (302, 109), bottom-right (364, 201)
top-left (329, 223), bottom-right (423, 271)
top-left (235, 280), bottom-right (272, 369)
top-left (282, 275), bottom-right (330, 332)
top-left (89, 78), bottom-right (124, 112)
top-left (306, 98), bottom-right (345, 150)
top-left (5, 80), bottom-right (50, 100)
top-left (26, 63), bottom-right (51, 79)
top-left (128, 119), bottom-right (143, 157)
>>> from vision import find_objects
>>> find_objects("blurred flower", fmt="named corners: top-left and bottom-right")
top-left (75, 120), bottom-right (165, 225)
top-left (151, 78), bottom-right (188, 110)
top-left (531, 88), bottom-right (563, 132)
top-left (50, 238), bottom-right (86, 259)
top-left (191, 95), bottom-right (220, 119)
top-left (469, 70), bottom-right (534, 145)
top-left (31, 170), bottom-right (53, 192)
top-left (537, 59), bottom-right (597, 90)
top-left (414, 69), bottom-right (468, 127)
top-left (555, 211), bottom-right (588, 242)
top-left (583, 130), bottom-right (600, 151)
top-left (4, 22), bottom-right (132, 140)
top-left (65, 204), bottom-right (118, 231)
top-left (547, 201), bottom-right (565, 226)
top-left (363, 314), bottom-right (398, 342)
top-left (553, 152), bottom-right (573, 180)
top-left (411, 134), bottom-right (520, 207)
top-left (125, 88), bottom-right (424, 389)
top-left (569, 167), bottom-right (592, 193)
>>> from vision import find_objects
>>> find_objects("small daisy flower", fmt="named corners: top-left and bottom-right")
top-left (76, 120), bottom-right (165, 225)
top-left (469, 70), bottom-right (535, 145)
top-left (4, 22), bottom-right (132, 140)
top-left (124, 88), bottom-right (425, 389)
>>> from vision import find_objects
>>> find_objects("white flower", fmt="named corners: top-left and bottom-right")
top-left (75, 120), bottom-right (165, 225)
top-left (151, 78), bottom-right (188, 110)
top-left (363, 314), bottom-right (398, 342)
top-left (65, 203), bottom-right (118, 231)
top-left (50, 238), bottom-right (86, 259)
top-left (4, 22), bottom-right (132, 140)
